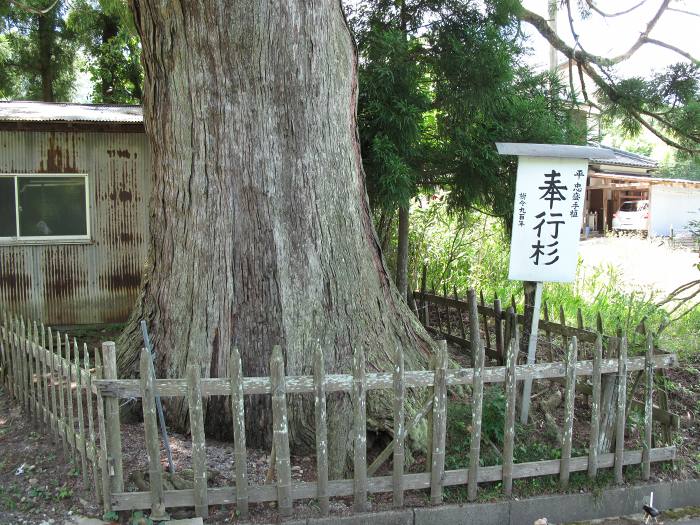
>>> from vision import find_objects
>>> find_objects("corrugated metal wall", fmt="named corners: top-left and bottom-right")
top-left (0, 130), bottom-right (150, 324)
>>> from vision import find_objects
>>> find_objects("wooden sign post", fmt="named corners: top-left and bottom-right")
top-left (496, 143), bottom-right (615, 424)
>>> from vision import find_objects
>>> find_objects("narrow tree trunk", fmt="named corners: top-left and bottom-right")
top-left (99, 14), bottom-right (119, 101)
top-left (37, 13), bottom-right (55, 102)
top-left (396, 206), bottom-right (410, 302)
top-left (119, 0), bottom-right (434, 477)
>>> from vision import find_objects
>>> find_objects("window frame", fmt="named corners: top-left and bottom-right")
top-left (0, 173), bottom-right (91, 245)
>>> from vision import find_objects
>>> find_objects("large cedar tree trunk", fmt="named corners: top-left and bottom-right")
top-left (118, 0), bottom-right (434, 475)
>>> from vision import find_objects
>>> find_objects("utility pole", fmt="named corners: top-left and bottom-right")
top-left (548, 0), bottom-right (558, 73)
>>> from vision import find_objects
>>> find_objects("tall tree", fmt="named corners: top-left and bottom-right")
top-left (356, 7), bottom-right (430, 300)
top-left (0, 0), bottom-right (77, 101)
top-left (117, 0), bottom-right (434, 476)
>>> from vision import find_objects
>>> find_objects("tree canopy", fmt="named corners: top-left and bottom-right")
top-left (0, 0), bottom-right (141, 103)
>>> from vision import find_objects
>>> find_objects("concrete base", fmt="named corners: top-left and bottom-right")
top-left (270, 480), bottom-right (700, 525)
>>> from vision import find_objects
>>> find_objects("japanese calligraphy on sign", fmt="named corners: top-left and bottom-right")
top-left (508, 156), bottom-right (589, 282)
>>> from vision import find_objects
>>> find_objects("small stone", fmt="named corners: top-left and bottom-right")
top-left (29, 478), bottom-right (38, 485)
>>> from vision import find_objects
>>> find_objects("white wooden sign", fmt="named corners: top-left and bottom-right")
top-left (507, 156), bottom-right (589, 283)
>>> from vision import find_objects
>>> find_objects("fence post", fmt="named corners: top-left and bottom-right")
top-left (186, 364), bottom-right (209, 518)
top-left (494, 297), bottom-right (503, 365)
top-left (642, 332), bottom-right (654, 480)
top-left (83, 345), bottom-right (101, 504)
top-left (468, 338), bottom-right (485, 501)
top-left (29, 324), bottom-right (39, 424)
top-left (353, 346), bottom-right (368, 513)
top-left (313, 345), bottom-right (330, 516)
top-left (94, 350), bottom-right (112, 512)
top-left (392, 345), bottom-right (405, 508)
top-left (271, 346), bottom-right (292, 518)
top-left (614, 337), bottom-right (628, 484)
top-left (467, 289), bottom-right (480, 368)
top-left (502, 333), bottom-right (517, 496)
top-left (430, 341), bottom-right (448, 505)
top-left (40, 325), bottom-right (50, 426)
top-left (443, 285), bottom-right (453, 336)
top-left (560, 337), bottom-right (577, 488)
top-left (64, 334), bottom-right (76, 462)
top-left (74, 339), bottom-right (88, 487)
top-left (588, 334), bottom-right (602, 479)
top-left (57, 332), bottom-right (69, 456)
top-left (140, 348), bottom-right (168, 520)
top-left (480, 290), bottom-right (491, 354)
top-left (102, 342), bottom-right (124, 493)
top-left (455, 287), bottom-right (467, 341)
top-left (229, 347), bottom-right (249, 519)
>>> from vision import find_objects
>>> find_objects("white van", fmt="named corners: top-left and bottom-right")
top-left (612, 200), bottom-right (649, 232)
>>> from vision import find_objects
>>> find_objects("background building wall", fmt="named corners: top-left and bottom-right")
top-left (650, 185), bottom-right (700, 237)
top-left (0, 129), bottom-right (150, 325)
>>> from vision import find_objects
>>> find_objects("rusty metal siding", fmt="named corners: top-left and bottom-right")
top-left (0, 130), bottom-right (150, 325)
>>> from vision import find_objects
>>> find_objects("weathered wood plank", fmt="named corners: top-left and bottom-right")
top-left (229, 348), bottom-right (249, 519)
top-left (313, 345), bottom-right (329, 516)
top-left (102, 342), bottom-right (124, 493)
top-left (502, 335), bottom-right (517, 496)
top-left (588, 335), bottom-right (602, 479)
top-left (494, 297), bottom-right (504, 365)
top-left (444, 285), bottom-right (454, 336)
top-left (430, 341), bottom-right (448, 505)
top-left (468, 289), bottom-right (480, 369)
top-left (140, 349), bottom-right (167, 520)
top-left (642, 332), bottom-right (654, 480)
top-left (83, 346), bottom-right (101, 504)
top-left (560, 337), bottom-right (578, 488)
top-left (56, 333), bottom-right (68, 456)
top-left (392, 345), bottom-right (405, 508)
top-left (73, 339), bottom-right (88, 487)
top-left (65, 335), bottom-right (76, 461)
top-left (414, 292), bottom-right (600, 343)
top-left (48, 329), bottom-right (58, 442)
top-left (614, 337), bottom-right (628, 484)
top-left (271, 346), bottom-right (292, 518)
top-left (187, 364), bottom-right (209, 518)
top-left (92, 353), bottom-right (678, 399)
top-left (480, 290), bottom-right (491, 352)
top-left (110, 447), bottom-right (677, 511)
top-left (353, 346), bottom-right (368, 512)
top-left (94, 351), bottom-right (111, 512)
top-left (455, 287), bottom-right (467, 340)
top-left (468, 339), bottom-right (485, 501)
top-left (40, 325), bottom-right (49, 427)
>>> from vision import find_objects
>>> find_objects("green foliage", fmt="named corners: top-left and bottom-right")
top-left (598, 63), bottom-right (700, 153)
top-left (354, 0), bottom-right (585, 223)
top-left (0, 0), bottom-right (78, 101)
top-left (410, 200), bottom-right (700, 355)
top-left (358, 20), bottom-right (430, 210)
top-left (67, 0), bottom-right (142, 103)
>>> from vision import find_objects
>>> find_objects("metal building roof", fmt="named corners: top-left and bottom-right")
top-left (589, 145), bottom-right (658, 169)
top-left (0, 101), bottom-right (143, 123)
top-left (495, 142), bottom-right (616, 159)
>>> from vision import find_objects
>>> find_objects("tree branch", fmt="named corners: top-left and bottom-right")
top-left (667, 7), bottom-right (700, 18)
top-left (606, 0), bottom-right (671, 64)
top-left (9, 0), bottom-right (61, 15)
top-left (645, 38), bottom-right (699, 64)
top-left (584, 0), bottom-right (647, 18)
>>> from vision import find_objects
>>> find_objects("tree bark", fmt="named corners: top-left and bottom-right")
top-left (119, 0), bottom-right (434, 477)
top-left (37, 11), bottom-right (55, 102)
top-left (396, 206), bottom-right (410, 302)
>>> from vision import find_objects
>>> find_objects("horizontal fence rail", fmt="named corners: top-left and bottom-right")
top-left (0, 299), bottom-right (680, 521)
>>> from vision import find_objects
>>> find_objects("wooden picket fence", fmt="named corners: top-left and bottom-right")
top-left (0, 304), bottom-right (679, 521)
